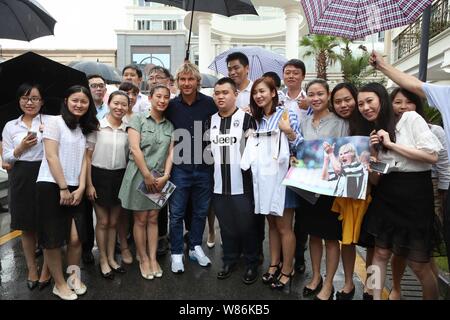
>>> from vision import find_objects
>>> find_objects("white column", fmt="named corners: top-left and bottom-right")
top-left (198, 13), bottom-right (213, 74)
top-left (220, 35), bottom-right (231, 54)
top-left (284, 5), bottom-right (301, 59)
top-left (384, 30), bottom-right (392, 64)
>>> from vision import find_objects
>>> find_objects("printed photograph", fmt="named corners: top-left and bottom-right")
top-left (283, 136), bottom-right (370, 200)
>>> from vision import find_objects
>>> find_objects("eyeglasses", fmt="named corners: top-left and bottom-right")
top-left (19, 96), bottom-right (41, 103)
top-left (148, 75), bottom-right (167, 81)
top-left (89, 83), bottom-right (106, 89)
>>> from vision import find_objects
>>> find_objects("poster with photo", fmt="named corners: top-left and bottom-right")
top-left (283, 136), bottom-right (370, 200)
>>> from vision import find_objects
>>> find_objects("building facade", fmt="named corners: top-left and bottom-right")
top-left (387, 0), bottom-right (450, 85)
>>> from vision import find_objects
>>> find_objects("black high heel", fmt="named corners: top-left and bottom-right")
top-left (303, 276), bottom-right (323, 296)
top-left (99, 265), bottom-right (114, 280)
top-left (38, 277), bottom-right (52, 291)
top-left (314, 286), bottom-right (335, 300)
top-left (262, 262), bottom-right (281, 284)
top-left (270, 270), bottom-right (294, 290)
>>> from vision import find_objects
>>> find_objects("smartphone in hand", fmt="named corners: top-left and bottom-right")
top-left (28, 131), bottom-right (37, 138)
top-left (369, 160), bottom-right (389, 174)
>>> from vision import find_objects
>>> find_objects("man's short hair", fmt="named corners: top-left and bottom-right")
top-left (122, 64), bottom-right (142, 78)
top-left (262, 72), bottom-right (281, 88)
top-left (119, 81), bottom-right (139, 94)
top-left (282, 59), bottom-right (306, 76)
top-left (148, 66), bottom-right (171, 79)
top-left (226, 52), bottom-right (249, 67)
top-left (87, 74), bottom-right (106, 83)
top-left (214, 77), bottom-right (237, 92)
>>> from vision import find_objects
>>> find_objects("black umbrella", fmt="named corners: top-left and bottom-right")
top-left (145, 0), bottom-right (258, 61)
top-left (0, 0), bottom-right (57, 41)
top-left (69, 61), bottom-right (122, 84)
top-left (0, 51), bottom-right (89, 133)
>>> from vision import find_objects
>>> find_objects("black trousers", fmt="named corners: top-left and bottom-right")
top-left (294, 207), bottom-right (308, 264)
top-left (158, 205), bottom-right (168, 237)
top-left (213, 193), bottom-right (258, 267)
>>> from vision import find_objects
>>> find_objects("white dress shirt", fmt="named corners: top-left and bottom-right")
top-left (236, 80), bottom-right (253, 109)
top-left (282, 89), bottom-right (312, 121)
top-left (87, 117), bottom-right (129, 170)
top-left (2, 114), bottom-right (54, 164)
top-left (429, 124), bottom-right (450, 190)
top-left (378, 111), bottom-right (443, 173)
top-left (37, 116), bottom-right (86, 186)
top-left (133, 92), bottom-right (151, 114)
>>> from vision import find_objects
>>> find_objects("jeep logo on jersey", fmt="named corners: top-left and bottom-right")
top-left (212, 134), bottom-right (238, 146)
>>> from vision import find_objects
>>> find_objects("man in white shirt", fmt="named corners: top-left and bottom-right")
top-left (282, 59), bottom-right (311, 121)
top-left (280, 59), bottom-right (311, 274)
top-left (88, 75), bottom-right (108, 120)
top-left (226, 52), bottom-right (253, 111)
top-left (122, 64), bottom-right (151, 114)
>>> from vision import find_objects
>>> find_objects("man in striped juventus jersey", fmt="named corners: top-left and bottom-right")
top-left (207, 77), bottom-right (260, 284)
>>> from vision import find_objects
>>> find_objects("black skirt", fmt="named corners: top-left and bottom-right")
top-left (366, 171), bottom-right (436, 262)
top-left (91, 166), bottom-right (125, 207)
top-left (9, 161), bottom-right (41, 232)
top-left (36, 182), bottom-right (88, 249)
top-left (296, 195), bottom-right (342, 240)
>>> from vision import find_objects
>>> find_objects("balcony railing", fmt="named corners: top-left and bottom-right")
top-left (396, 0), bottom-right (449, 60)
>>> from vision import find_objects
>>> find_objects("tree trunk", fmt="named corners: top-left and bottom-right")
top-left (317, 51), bottom-right (328, 80)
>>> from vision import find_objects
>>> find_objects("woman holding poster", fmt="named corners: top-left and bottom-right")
top-left (355, 83), bottom-right (442, 300)
top-left (298, 79), bottom-right (348, 300)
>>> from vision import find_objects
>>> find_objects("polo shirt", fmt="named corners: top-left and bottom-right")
top-left (166, 91), bottom-right (217, 171)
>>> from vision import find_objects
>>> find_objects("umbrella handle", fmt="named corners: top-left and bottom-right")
top-left (185, 0), bottom-right (196, 61)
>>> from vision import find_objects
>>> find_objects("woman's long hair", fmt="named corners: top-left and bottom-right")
top-left (61, 85), bottom-right (99, 135)
top-left (249, 77), bottom-right (278, 123)
top-left (390, 87), bottom-right (425, 118)
top-left (350, 83), bottom-right (396, 149)
top-left (330, 82), bottom-right (358, 118)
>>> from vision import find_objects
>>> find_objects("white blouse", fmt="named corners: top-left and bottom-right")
top-left (378, 111), bottom-right (443, 173)
top-left (37, 116), bottom-right (87, 186)
top-left (1, 114), bottom-right (54, 163)
top-left (87, 117), bottom-right (129, 170)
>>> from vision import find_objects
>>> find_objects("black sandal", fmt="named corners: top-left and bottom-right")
top-left (261, 262), bottom-right (281, 284)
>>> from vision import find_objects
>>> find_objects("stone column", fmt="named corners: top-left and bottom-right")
top-left (220, 35), bottom-right (231, 54)
top-left (284, 5), bottom-right (301, 59)
top-left (198, 13), bottom-right (213, 74)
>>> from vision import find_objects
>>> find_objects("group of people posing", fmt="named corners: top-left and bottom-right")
top-left (2, 49), bottom-right (449, 301)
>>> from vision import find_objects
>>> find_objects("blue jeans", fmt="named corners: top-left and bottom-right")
top-left (169, 166), bottom-right (213, 254)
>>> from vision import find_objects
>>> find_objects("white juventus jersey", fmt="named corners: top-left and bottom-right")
top-left (209, 108), bottom-right (255, 195)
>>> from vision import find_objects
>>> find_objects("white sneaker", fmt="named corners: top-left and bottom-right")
top-left (171, 254), bottom-right (184, 274)
top-left (189, 245), bottom-right (211, 267)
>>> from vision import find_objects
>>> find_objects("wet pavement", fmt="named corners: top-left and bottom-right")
top-left (0, 224), bottom-right (370, 300)
top-left (0, 220), bottom-right (367, 301)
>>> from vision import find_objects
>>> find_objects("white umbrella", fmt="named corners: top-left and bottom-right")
top-left (208, 46), bottom-right (288, 81)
